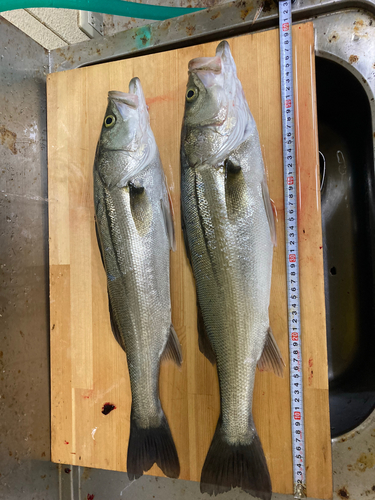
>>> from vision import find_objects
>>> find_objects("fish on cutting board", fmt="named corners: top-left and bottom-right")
top-left (93, 77), bottom-right (181, 480)
top-left (180, 41), bottom-right (285, 499)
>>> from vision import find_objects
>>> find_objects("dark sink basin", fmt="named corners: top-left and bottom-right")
top-left (316, 57), bottom-right (375, 438)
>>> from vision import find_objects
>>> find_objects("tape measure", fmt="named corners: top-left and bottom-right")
top-left (278, 1), bottom-right (307, 498)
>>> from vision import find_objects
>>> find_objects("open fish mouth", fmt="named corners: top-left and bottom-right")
top-left (188, 55), bottom-right (222, 74)
top-left (188, 40), bottom-right (231, 74)
top-left (108, 90), bottom-right (139, 109)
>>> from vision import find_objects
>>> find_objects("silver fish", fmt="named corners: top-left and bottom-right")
top-left (94, 77), bottom-right (181, 480)
top-left (180, 41), bottom-right (284, 499)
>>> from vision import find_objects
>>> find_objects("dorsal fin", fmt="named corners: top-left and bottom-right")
top-left (261, 176), bottom-right (277, 246)
top-left (197, 302), bottom-right (216, 365)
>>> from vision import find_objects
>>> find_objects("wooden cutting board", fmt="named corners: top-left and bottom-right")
top-left (47, 22), bottom-right (332, 498)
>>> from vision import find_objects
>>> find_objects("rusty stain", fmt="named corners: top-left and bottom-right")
top-left (308, 357), bottom-right (313, 385)
top-left (81, 467), bottom-right (91, 481)
top-left (355, 452), bottom-right (375, 472)
top-left (211, 12), bottom-right (221, 20)
top-left (328, 32), bottom-right (339, 43)
top-left (140, 35), bottom-right (148, 45)
top-left (337, 487), bottom-right (349, 499)
top-left (262, 0), bottom-right (274, 13)
top-left (240, 8), bottom-right (251, 20)
top-left (372, 486), bottom-right (375, 491)
top-left (0, 126), bottom-right (17, 154)
top-left (186, 24), bottom-right (196, 36)
top-left (349, 55), bottom-right (359, 64)
top-left (96, 48), bottom-right (101, 56)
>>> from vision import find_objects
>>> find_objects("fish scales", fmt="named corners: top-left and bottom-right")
top-left (181, 41), bottom-right (284, 499)
top-left (94, 78), bottom-right (181, 480)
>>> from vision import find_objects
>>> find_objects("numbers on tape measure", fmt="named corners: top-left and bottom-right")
top-left (279, 0), bottom-right (306, 497)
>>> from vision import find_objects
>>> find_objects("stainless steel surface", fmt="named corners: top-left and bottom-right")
top-left (1, 1), bottom-right (375, 499)
top-left (0, 15), bottom-right (57, 500)
top-left (48, 0), bottom-right (375, 73)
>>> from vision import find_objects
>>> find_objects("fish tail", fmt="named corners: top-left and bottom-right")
top-left (127, 408), bottom-right (180, 480)
top-left (200, 415), bottom-right (271, 500)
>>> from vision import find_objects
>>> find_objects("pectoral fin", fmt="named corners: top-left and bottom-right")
top-left (257, 327), bottom-right (285, 378)
top-left (261, 177), bottom-right (277, 246)
top-left (129, 182), bottom-right (152, 236)
top-left (224, 159), bottom-right (248, 218)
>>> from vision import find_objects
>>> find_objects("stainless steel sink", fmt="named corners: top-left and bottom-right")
top-left (316, 56), bottom-right (375, 438)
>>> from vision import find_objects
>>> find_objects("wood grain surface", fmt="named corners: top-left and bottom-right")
top-left (47, 23), bottom-right (332, 498)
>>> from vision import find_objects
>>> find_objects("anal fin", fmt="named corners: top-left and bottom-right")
top-left (162, 324), bottom-right (182, 366)
top-left (257, 327), bottom-right (285, 378)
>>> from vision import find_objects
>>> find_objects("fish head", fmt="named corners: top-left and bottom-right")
top-left (183, 41), bottom-right (254, 164)
top-left (96, 78), bottom-right (157, 188)
top-left (99, 77), bottom-right (149, 153)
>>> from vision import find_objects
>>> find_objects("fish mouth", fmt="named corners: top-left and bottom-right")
top-left (188, 55), bottom-right (222, 74)
top-left (108, 90), bottom-right (139, 109)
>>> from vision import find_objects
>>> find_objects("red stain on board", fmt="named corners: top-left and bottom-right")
top-left (146, 94), bottom-right (172, 107)
top-left (87, 495), bottom-right (95, 500)
top-left (64, 440), bottom-right (69, 445)
top-left (308, 357), bottom-right (314, 385)
top-left (319, 246), bottom-right (322, 250)
top-left (102, 403), bottom-right (116, 415)
top-left (82, 389), bottom-right (93, 400)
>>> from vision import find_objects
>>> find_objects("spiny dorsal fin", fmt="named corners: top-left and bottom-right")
top-left (95, 214), bottom-right (126, 353)
top-left (197, 302), bottom-right (216, 365)
top-left (162, 324), bottom-right (182, 366)
top-left (161, 191), bottom-right (176, 252)
top-left (108, 293), bottom-right (127, 352)
top-left (261, 176), bottom-right (277, 246)
top-left (257, 327), bottom-right (285, 378)
top-left (181, 202), bottom-right (192, 267)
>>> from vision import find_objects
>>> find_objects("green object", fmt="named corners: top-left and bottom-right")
top-left (0, 0), bottom-right (204, 20)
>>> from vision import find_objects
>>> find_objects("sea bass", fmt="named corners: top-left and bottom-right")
top-left (94, 77), bottom-right (181, 480)
top-left (180, 41), bottom-right (284, 499)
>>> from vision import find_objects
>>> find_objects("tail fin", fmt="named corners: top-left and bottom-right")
top-left (127, 409), bottom-right (180, 480)
top-left (200, 416), bottom-right (271, 500)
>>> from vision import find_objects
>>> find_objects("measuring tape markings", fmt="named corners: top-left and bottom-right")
top-left (278, 1), bottom-right (307, 498)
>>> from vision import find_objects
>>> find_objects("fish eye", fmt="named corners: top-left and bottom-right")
top-left (186, 87), bottom-right (198, 102)
top-left (104, 115), bottom-right (116, 128)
